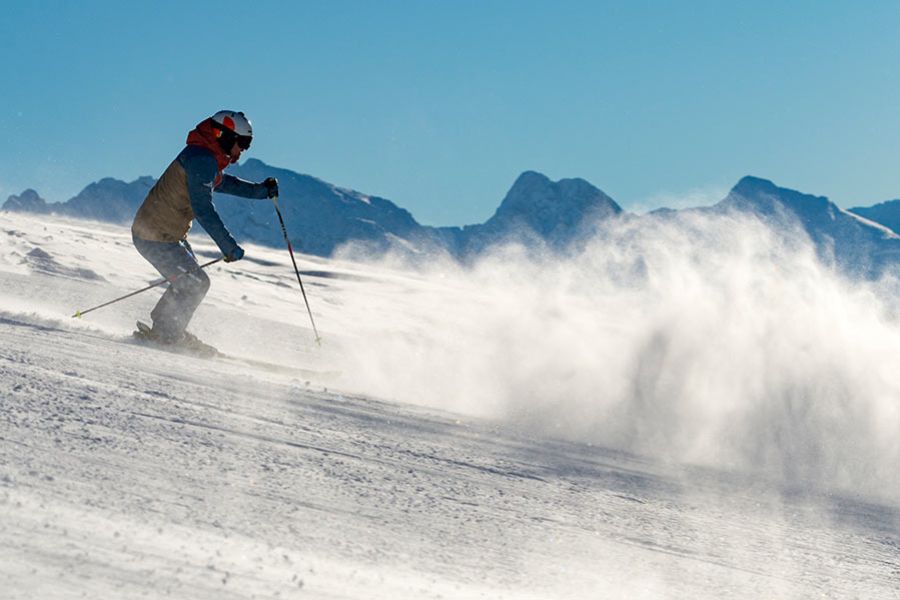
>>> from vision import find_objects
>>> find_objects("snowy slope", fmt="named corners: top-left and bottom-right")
top-left (2, 212), bottom-right (900, 599)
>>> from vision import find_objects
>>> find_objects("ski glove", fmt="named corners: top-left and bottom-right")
top-left (263, 177), bottom-right (279, 199)
top-left (224, 245), bottom-right (245, 263)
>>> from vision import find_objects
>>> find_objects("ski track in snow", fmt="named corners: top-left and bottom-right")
top-left (1, 213), bottom-right (899, 599)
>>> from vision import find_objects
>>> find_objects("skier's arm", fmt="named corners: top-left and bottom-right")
top-left (216, 174), bottom-right (269, 199)
top-left (181, 152), bottom-right (240, 256)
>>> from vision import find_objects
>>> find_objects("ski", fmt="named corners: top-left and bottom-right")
top-left (133, 320), bottom-right (219, 358)
top-left (132, 321), bottom-right (339, 380)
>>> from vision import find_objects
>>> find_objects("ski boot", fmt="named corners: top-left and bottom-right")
top-left (134, 321), bottom-right (219, 358)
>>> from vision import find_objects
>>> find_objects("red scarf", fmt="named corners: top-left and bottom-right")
top-left (186, 118), bottom-right (233, 172)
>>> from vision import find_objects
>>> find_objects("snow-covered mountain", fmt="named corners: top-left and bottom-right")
top-left (6, 163), bottom-right (900, 278)
top-left (3, 188), bottom-right (51, 213)
top-left (60, 176), bottom-right (157, 223)
top-left (1, 161), bottom-right (624, 258)
top-left (221, 159), bottom-right (437, 256)
top-left (850, 198), bottom-right (900, 236)
top-left (4, 178), bottom-right (155, 223)
top-left (437, 170), bottom-right (623, 257)
top-left (707, 176), bottom-right (900, 278)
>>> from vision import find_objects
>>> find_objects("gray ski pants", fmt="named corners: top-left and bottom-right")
top-left (132, 235), bottom-right (210, 342)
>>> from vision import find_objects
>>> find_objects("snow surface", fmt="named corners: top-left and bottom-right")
top-left (1, 211), bottom-right (899, 598)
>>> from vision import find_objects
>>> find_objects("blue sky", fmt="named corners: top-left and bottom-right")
top-left (2, 1), bottom-right (900, 225)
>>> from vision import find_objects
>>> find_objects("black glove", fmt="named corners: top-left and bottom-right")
top-left (263, 177), bottom-right (279, 199)
top-left (224, 245), bottom-right (245, 263)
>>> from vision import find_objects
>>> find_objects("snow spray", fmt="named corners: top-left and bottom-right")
top-left (334, 210), bottom-right (900, 501)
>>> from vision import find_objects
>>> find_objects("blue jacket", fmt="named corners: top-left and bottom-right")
top-left (132, 145), bottom-right (267, 255)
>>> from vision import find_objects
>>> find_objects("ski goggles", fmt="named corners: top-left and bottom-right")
top-left (236, 135), bottom-right (252, 150)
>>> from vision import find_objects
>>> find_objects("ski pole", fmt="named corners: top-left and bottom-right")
top-left (271, 195), bottom-right (322, 345)
top-left (72, 257), bottom-right (224, 318)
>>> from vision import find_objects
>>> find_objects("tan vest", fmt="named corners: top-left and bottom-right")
top-left (132, 160), bottom-right (194, 243)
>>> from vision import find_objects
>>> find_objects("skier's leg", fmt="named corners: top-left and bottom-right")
top-left (151, 264), bottom-right (210, 340)
top-left (133, 236), bottom-right (211, 342)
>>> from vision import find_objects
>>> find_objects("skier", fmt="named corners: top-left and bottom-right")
top-left (131, 110), bottom-right (278, 355)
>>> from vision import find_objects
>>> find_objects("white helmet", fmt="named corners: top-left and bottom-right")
top-left (211, 110), bottom-right (252, 137)
top-left (210, 110), bottom-right (253, 155)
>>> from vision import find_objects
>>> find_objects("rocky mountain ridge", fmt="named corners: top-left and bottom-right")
top-left (5, 159), bottom-right (900, 276)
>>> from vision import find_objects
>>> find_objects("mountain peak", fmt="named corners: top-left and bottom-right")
top-left (464, 171), bottom-right (623, 251)
top-left (241, 157), bottom-right (268, 169)
top-left (498, 171), bottom-right (620, 215)
top-left (505, 171), bottom-right (608, 202)
top-left (12, 188), bottom-right (43, 202)
top-left (509, 170), bottom-right (552, 189)
top-left (3, 189), bottom-right (50, 213)
top-left (732, 176), bottom-right (779, 196)
top-left (724, 176), bottom-right (832, 214)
